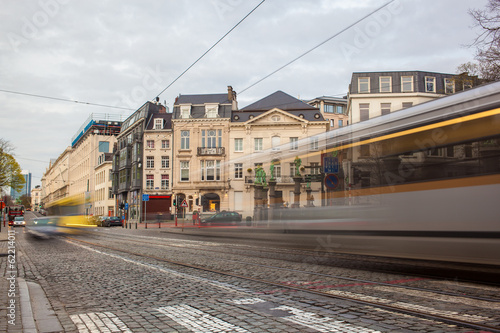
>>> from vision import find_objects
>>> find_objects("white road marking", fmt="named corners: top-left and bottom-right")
top-left (70, 312), bottom-right (132, 333)
top-left (157, 304), bottom-right (250, 333)
top-left (272, 305), bottom-right (381, 332)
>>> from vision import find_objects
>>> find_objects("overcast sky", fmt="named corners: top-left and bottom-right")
top-left (0, 0), bottom-right (488, 187)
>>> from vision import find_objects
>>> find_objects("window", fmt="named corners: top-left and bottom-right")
top-left (358, 77), bottom-right (370, 93)
top-left (201, 160), bottom-right (221, 181)
top-left (425, 76), bottom-right (436, 92)
top-left (254, 138), bottom-right (263, 151)
top-left (463, 79), bottom-right (473, 90)
top-left (161, 156), bottom-right (169, 169)
top-left (324, 104), bottom-right (334, 113)
top-left (205, 105), bottom-right (218, 118)
top-left (180, 105), bottom-right (191, 119)
top-left (272, 136), bottom-right (280, 150)
top-left (234, 138), bottom-right (243, 152)
top-left (401, 76), bottom-right (413, 92)
top-left (161, 175), bottom-right (169, 190)
top-left (444, 78), bottom-right (455, 94)
top-left (290, 137), bottom-right (298, 150)
top-left (338, 119), bottom-right (344, 127)
top-left (147, 140), bottom-right (154, 149)
top-left (310, 137), bottom-right (319, 150)
top-left (336, 105), bottom-right (345, 114)
top-left (202, 129), bottom-right (221, 148)
top-left (154, 119), bottom-right (163, 129)
top-left (379, 76), bottom-right (392, 92)
top-left (289, 163), bottom-right (296, 177)
top-left (311, 162), bottom-right (320, 175)
top-left (381, 103), bottom-right (391, 115)
top-left (272, 163), bottom-right (281, 180)
top-left (360, 103), bottom-right (370, 121)
top-left (161, 140), bottom-right (169, 149)
top-left (146, 156), bottom-right (154, 168)
top-left (402, 102), bottom-right (413, 109)
top-left (180, 161), bottom-right (189, 181)
top-left (234, 163), bottom-right (243, 179)
top-left (180, 131), bottom-right (190, 149)
top-left (146, 175), bottom-right (154, 189)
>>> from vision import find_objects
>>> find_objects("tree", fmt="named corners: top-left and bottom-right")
top-left (462, 0), bottom-right (500, 81)
top-left (0, 138), bottom-right (25, 192)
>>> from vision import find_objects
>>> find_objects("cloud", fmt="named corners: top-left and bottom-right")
top-left (0, 0), bottom-right (487, 186)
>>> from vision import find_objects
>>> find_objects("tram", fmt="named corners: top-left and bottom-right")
top-left (268, 81), bottom-right (500, 266)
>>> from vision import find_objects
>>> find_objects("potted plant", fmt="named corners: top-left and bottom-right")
top-left (247, 168), bottom-right (253, 173)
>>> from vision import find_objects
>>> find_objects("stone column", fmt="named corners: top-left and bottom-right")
top-left (254, 184), bottom-right (263, 224)
top-left (268, 180), bottom-right (276, 222)
top-left (292, 176), bottom-right (302, 208)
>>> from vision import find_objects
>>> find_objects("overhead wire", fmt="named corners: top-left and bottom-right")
top-left (154, 0), bottom-right (266, 99)
top-left (0, 88), bottom-right (135, 111)
top-left (238, 0), bottom-right (396, 95)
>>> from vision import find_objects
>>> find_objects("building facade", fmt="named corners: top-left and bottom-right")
top-left (347, 71), bottom-right (480, 124)
top-left (307, 96), bottom-right (348, 130)
top-left (31, 185), bottom-right (42, 211)
top-left (41, 114), bottom-right (122, 215)
top-left (170, 87), bottom-right (237, 217)
top-left (111, 101), bottom-right (168, 222)
top-left (94, 153), bottom-right (114, 217)
top-left (230, 91), bottom-right (329, 218)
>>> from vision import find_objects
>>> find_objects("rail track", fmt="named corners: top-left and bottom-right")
top-left (65, 231), bottom-right (500, 332)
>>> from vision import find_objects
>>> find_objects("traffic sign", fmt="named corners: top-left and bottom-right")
top-left (323, 156), bottom-right (339, 174)
top-left (142, 194), bottom-right (149, 201)
top-left (324, 173), bottom-right (339, 189)
top-left (124, 203), bottom-right (129, 210)
top-left (180, 199), bottom-right (188, 207)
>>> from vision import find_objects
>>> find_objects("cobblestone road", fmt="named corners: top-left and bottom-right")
top-left (2, 226), bottom-right (498, 332)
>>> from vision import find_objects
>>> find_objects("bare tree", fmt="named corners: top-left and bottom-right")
top-left (463, 0), bottom-right (500, 81)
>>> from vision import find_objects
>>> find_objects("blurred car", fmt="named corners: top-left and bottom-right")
top-left (8, 220), bottom-right (14, 226)
top-left (12, 216), bottom-right (26, 227)
top-left (102, 216), bottom-right (123, 227)
top-left (201, 211), bottom-right (242, 225)
top-left (27, 217), bottom-right (59, 238)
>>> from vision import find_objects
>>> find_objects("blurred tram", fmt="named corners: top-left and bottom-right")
top-left (30, 194), bottom-right (98, 236)
top-left (273, 81), bottom-right (500, 266)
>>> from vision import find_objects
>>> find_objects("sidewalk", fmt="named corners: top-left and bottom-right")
top-left (0, 225), bottom-right (63, 333)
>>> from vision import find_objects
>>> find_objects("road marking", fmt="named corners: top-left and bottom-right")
top-left (70, 312), bottom-right (132, 332)
top-left (66, 240), bottom-right (253, 295)
top-left (157, 304), bottom-right (250, 333)
top-left (272, 305), bottom-right (381, 333)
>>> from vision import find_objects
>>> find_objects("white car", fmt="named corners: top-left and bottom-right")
top-left (13, 216), bottom-right (26, 227)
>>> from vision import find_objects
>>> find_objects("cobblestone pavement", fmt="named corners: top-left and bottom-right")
top-left (1, 225), bottom-right (498, 332)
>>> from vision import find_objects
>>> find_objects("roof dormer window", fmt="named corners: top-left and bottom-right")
top-left (205, 104), bottom-right (218, 118)
top-left (154, 118), bottom-right (163, 129)
top-left (180, 105), bottom-right (191, 119)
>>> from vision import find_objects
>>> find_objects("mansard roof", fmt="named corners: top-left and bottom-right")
top-left (240, 91), bottom-right (317, 112)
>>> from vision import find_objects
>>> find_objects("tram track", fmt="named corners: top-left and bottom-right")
top-left (67, 233), bottom-right (500, 332)
top-left (86, 230), bottom-right (500, 302)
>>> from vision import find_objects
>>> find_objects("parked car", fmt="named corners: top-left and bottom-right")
top-left (12, 216), bottom-right (26, 227)
top-left (102, 216), bottom-right (123, 227)
top-left (201, 211), bottom-right (242, 225)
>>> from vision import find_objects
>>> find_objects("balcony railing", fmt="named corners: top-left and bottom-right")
top-left (245, 176), bottom-right (295, 184)
top-left (197, 147), bottom-right (225, 156)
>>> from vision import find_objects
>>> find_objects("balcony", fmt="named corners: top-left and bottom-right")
top-left (197, 147), bottom-right (225, 156)
top-left (245, 176), bottom-right (295, 184)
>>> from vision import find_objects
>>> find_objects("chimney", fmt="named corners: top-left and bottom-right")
top-left (228, 85), bottom-right (238, 110)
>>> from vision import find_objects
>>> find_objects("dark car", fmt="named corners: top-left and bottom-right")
top-left (102, 216), bottom-right (123, 227)
top-left (201, 211), bottom-right (242, 225)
